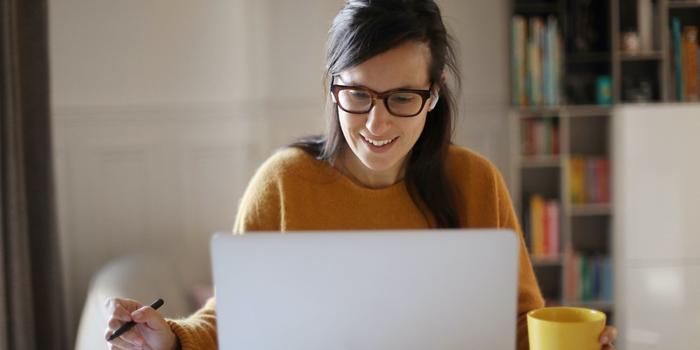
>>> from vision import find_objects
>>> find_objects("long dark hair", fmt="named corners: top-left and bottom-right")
top-left (291, 0), bottom-right (461, 228)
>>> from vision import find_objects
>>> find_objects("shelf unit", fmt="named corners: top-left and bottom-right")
top-left (613, 0), bottom-right (700, 102)
top-left (509, 105), bottom-right (613, 317)
top-left (509, 0), bottom-right (700, 326)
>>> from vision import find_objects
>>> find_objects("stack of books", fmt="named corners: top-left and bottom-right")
top-left (524, 195), bottom-right (560, 258)
top-left (569, 156), bottom-right (610, 204)
top-left (671, 17), bottom-right (699, 102)
top-left (512, 15), bottom-right (562, 107)
top-left (521, 117), bottom-right (560, 156)
top-left (564, 249), bottom-right (613, 303)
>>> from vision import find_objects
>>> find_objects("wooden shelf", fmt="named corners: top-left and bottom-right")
top-left (564, 105), bottom-right (612, 117)
top-left (531, 256), bottom-right (563, 266)
top-left (570, 203), bottom-right (612, 216)
top-left (668, 1), bottom-right (700, 9)
top-left (520, 155), bottom-right (561, 168)
top-left (512, 105), bottom-right (613, 118)
top-left (514, 3), bottom-right (560, 13)
top-left (512, 107), bottom-right (560, 117)
top-left (619, 51), bottom-right (663, 61)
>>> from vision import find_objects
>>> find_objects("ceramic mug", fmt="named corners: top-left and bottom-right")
top-left (527, 307), bottom-right (606, 350)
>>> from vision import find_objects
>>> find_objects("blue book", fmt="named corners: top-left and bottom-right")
top-left (673, 17), bottom-right (684, 101)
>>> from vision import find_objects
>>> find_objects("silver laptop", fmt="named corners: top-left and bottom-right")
top-left (210, 230), bottom-right (519, 350)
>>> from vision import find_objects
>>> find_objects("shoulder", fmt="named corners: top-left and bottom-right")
top-left (252, 146), bottom-right (333, 185)
top-left (445, 145), bottom-right (501, 184)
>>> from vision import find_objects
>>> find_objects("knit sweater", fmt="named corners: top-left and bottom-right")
top-left (167, 145), bottom-right (544, 349)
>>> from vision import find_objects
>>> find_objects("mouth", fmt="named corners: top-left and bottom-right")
top-left (360, 134), bottom-right (398, 148)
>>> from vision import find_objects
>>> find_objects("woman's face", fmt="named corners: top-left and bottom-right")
top-left (335, 41), bottom-right (436, 187)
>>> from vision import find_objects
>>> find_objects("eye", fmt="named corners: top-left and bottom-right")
top-left (389, 93), bottom-right (418, 104)
top-left (347, 89), bottom-right (371, 99)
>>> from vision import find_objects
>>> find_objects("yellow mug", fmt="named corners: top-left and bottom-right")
top-left (527, 307), bottom-right (606, 350)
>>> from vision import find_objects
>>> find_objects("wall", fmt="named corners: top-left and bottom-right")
top-left (49, 0), bottom-right (510, 345)
top-left (613, 104), bottom-right (700, 350)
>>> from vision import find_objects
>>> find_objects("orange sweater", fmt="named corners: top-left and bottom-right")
top-left (167, 145), bottom-right (544, 349)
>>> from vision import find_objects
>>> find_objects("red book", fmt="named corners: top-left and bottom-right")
top-left (546, 201), bottom-right (559, 256)
top-left (542, 200), bottom-right (550, 255)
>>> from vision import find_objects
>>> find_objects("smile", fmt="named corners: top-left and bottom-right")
top-left (361, 134), bottom-right (398, 147)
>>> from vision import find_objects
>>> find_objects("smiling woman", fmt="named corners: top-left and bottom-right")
top-left (103, 1), bottom-right (546, 349)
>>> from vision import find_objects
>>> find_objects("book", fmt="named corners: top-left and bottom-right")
top-left (682, 26), bottom-right (699, 101)
top-left (528, 196), bottom-right (560, 258)
top-left (672, 17), bottom-right (684, 101)
top-left (512, 16), bottom-right (528, 106)
top-left (511, 14), bottom-right (561, 107)
top-left (545, 201), bottom-right (559, 256)
top-left (569, 156), bottom-right (610, 204)
top-left (565, 252), bottom-right (613, 302)
top-left (530, 195), bottom-right (545, 257)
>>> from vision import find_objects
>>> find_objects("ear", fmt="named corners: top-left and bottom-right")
top-left (428, 72), bottom-right (447, 111)
top-left (429, 92), bottom-right (439, 111)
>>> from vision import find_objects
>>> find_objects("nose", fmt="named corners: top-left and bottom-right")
top-left (365, 99), bottom-right (392, 136)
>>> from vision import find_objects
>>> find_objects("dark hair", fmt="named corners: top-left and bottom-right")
top-left (291, 0), bottom-right (461, 228)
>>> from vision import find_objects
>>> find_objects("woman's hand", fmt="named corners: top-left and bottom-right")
top-left (599, 325), bottom-right (618, 349)
top-left (104, 297), bottom-right (178, 350)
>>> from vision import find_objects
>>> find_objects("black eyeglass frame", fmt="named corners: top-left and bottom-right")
top-left (329, 82), bottom-right (434, 118)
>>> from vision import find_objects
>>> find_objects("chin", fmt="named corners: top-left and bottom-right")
top-left (357, 150), bottom-right (405, 172)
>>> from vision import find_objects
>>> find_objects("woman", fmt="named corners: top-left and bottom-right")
top-left (104, 1), bottom-right (617, 349)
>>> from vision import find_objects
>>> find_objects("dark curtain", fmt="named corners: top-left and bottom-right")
top-left (0, 0), bottom-right (68, 349)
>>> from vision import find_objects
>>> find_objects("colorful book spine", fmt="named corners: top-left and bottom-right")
top-left (521, 118), bottom-right (559, 156)
top-left (672, 17), bottom-right (684, 101)
top-left (569, 157), bottom-right (610, 204)
top-left (528, 196), bottom-right (560, 258)
top-left (565, 251), bottom-right (613, 302)
top-left (512, 16), bottom-right (527, 106)
top-left (682, 26), bottom-right (699, 101)
top-left (511, 15), bottom-right (561, 107)
top-left (545, 201), bottom-right (559, 256)
top-left (530, 195), bottom-right (545, 257)
top-left (550, 15), bottom-right (560, 106)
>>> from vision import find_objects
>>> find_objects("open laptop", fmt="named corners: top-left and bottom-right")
top-left (210, 229), bottom-right (519, 349)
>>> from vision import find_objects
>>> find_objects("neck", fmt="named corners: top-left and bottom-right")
top-left (338, 149), bottom-right (408, 189)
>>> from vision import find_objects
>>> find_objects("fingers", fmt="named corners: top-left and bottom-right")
top-left (104, 297), bottom-right (148, 348)
top-left (599, 325), bottom-right (618, 344)
top-left (131, 305), bottom-right (168, 331)
top-left (104, 326), bottom-right (145, 349)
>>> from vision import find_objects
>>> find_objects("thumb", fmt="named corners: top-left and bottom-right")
top-left (130, 306), bottom-right (168, 331)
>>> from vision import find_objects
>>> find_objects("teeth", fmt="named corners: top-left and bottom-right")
top-left (362, 135), bottom-right (395, 147)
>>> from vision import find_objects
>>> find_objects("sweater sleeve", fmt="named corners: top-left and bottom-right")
top-left (493, 167), bottom-right (545, 350)
top-left (166, 297), bottom-right (218, 350)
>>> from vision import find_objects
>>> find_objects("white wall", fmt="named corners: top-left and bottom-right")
top-left (613, 104), bottom-right (700, 350)
top-left (50, 0), bottom-right (510, 345)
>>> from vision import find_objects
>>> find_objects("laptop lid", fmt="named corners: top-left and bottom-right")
top-left (211, 230), bottom-right (519, 349)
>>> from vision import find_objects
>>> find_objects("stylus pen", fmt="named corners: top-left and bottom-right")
top-left (108, 298), bottom-right (165, 341)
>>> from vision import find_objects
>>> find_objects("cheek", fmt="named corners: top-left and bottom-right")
top-left (403, 115), bottom-right (428, 139)
top-left (338, 113), bottom-right (365, 136)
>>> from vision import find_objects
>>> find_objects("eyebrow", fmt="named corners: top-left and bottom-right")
top-left (336, 76), bottom-right (427, 91)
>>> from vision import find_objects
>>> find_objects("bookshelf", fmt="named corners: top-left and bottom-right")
top-left (509, 0), bottom-right (699, 326)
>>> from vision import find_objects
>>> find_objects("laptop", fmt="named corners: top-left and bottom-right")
top-left (210, 229), bottom-right (519, 349)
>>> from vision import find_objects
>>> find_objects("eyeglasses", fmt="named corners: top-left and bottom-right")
top-left (330, 82), bottom-right (433, 118)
